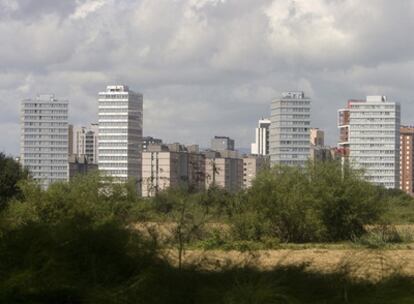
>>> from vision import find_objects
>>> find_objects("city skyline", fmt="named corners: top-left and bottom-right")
top-left (1, 1), bottom-right (414, 155)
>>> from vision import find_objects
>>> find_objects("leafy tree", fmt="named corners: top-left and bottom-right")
top-left (307, 160), bottom-right (384, 241)
top-left (0, 153), bottom-right (29, 210)
top-left (242, 165), bottom-right (325, 242)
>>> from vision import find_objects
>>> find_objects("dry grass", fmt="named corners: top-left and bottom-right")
top-left (164, 248), bottom-right (414, 282)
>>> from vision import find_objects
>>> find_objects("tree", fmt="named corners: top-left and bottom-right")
top-left (0, 153), bottom-right (29, 210)
top-left (307, 160), bottom-right (384, 241)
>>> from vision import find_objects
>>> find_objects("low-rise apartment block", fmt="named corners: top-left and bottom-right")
top-left (142, 144), bottom-right (205, 197)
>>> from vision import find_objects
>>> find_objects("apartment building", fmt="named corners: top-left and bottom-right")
top-left (98, 85), bottom-right (143, 187)
top-left (142, 144), bottom-right (205, 197)
top-left (69, 123), bottom-right (99, 163)
top-left (211, 136), bottom-right (235, 151)
top-left (20, 94), bottom-right (69, 188)
top-left (400, 126), bottom-right (414, 195)
top-left (251, 118), bottom-right (271, 156)
top-left (270, 91), bottom-right (311, 166)
top-left (243, 154), bottom-right (269, 188)
top-left (347, 96), bottom-right (400, 189)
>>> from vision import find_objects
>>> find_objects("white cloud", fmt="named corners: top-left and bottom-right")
top-left (1, 0), bottom-right (414, 155)
top-left (70, 0), bottom-right (106, 20)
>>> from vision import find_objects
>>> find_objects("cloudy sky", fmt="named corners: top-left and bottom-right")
top-left (1, 0), bottom-right (414, 155)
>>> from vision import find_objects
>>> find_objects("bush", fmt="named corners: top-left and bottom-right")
top-left (232, 161), bottom-right (385, 243)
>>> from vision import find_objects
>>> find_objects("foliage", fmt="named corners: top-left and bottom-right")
top-left (1, 171), bottom-right (414, 302)
top-left (231, 161), bottom-right (385, 243)
top-left (0, 153), bottom-right (29, 210)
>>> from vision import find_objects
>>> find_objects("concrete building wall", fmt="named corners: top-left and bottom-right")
top-left (142, 147), bottom-right (206, 197)
top-left (20, 94), bottom-right (69, 189)
top-left (211, 136), bottom-right (235, 151)
top-left (310, 128), bottom-right (324, 146)
top-left (251, 119), bottom-right (271, 156)
top-left (98, 85), bottom-right (143, 188)
top-left (270, 91), bottom-right (311, 166)
top-left (205, 157), bottom-right (243, 192)
top-left (348, 96), bottom-right (400, 189)
top-left (68, 155), bottom-right (98, 180)
top-left (400, 126), bottom-right (414, 195)
top-left (243, 155), bottom-right (269, 188)
top-left (69, 123), bottom-right (99, 164)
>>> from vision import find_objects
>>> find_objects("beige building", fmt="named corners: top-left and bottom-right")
top-left (142, 144), bottom-right (205, 197)
top-left (69, 123), bottom-right (99, 164)
top-left (204, 150), bottom-right (243, 192)
top-left (400, 126), bottom-right (414, 195)
top-left (310, 128), bottom-right (324, 146)
top-left (243, 155), bottom-right (269, 189)
top-left (309, 128), bottom-right (334, 162)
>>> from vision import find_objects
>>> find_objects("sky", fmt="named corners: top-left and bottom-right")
top-left (1, 0), bottom-right (414, 156)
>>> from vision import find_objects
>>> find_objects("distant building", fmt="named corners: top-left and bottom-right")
top-left (20, 94), bottom-right (69, 189)
top-left (337, 100), bottom-right (364, 161)
top-left (270, 91), bottom-right (311, 166)
top-left (400, 126), bottom-right (414, 195)
top-left (68, 154), bottom-right (98, 179)
top-left (142, 136), bottom-right (162, 151)
top-left (243, 155), bottom-right (269, 188)
top-left (310, 128), bottom-right (324, 146)
top-left (211, 136), bottom-right (235, 151)
top-left (309, 128), bottom-right (332, 162)
top-left (69, 123), bottom-right (99, 163)
top-left (142, 144), bottom-right (205, 197)
top-left (98, 85), bottom-right (143, 188)
top-left (205, 156), bottom-right (243, 192)
top-left (343, 96), bottom-right (400, 189)
top-left (251, 118), bottom-right (271, 156)
top-left (310, 145), bottom-right (334, 162)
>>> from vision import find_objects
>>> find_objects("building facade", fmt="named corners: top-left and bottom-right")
top-left (270, 91), bottom-right (311, 166)
top-left (348, 96), bottom-right (400, 189)
top-left (310, 128), bottom-right (324, 146)
top-left (337, 100), bottom-right (364, 161)
top-left (69, 123), bottom-right (99, 163)
top-left (400, 126), bottom-right (414, 195)
top-left (20, 94), bottom-right (69, 188)
top-left (211, 136), bottom-right (235, 151)
top-left (98, 85), bottom-right (143, 186)
top-left (68, 154), bottom-right (98, 180)
top-left (142, 136), bottom-right (163, 151)
top-left (141, 144), bottom-right (205, 197)
top-left (205, 155), bottom-right (243, 192)
top-left (243, 155), bottom-right (269, 188)
top-left (251, 118), bottom-right (271, 155)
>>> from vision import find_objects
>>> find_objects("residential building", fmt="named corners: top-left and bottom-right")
top-left (310, 128), bottom-right (324, 146)
top-left (69, 123), bottom-right (99, 163)
top-left (309, 128), bottom-right (333, 162)
top-left (205, 154), bottom-right (243, 192)
top-left (68, 154), bottom-right (98, 179)
top-left (211, 136), bottom-right (235, 151)
top-left (98, 85), bottom-right (143, 188)
top-left (141, 144), bottom-right (205, 197)
top-left (251, 118), bottom-right (271, 155)
top-left (270, 91), bottom-right (311, 166)
top-left (20, 94), bottom-right (69, 188)
top-left (243, 154), bottom-right (269, 188)
top-left (337, 100), bottom-right (364, 161)
top-left (347, 96), bottom-right (400, 189)
top-left (310, 145), bottom-right (334, 162)
top-left (142, 136), bottom-right (162, 151)
top-left (400, 126), bottom-right (414, 195)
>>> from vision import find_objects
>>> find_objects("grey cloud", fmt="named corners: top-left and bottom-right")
top-left (1, 0), bottom-right (414, 155)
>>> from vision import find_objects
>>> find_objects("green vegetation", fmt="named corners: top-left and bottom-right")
top-left (1, 160), bottom-right (414, 302)
top-left (0, 153), bottom-right (28, 210)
